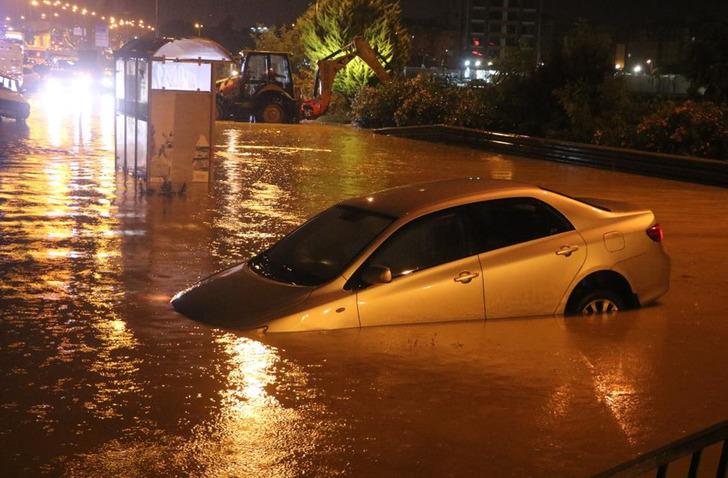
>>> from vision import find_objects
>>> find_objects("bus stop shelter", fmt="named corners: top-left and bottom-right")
top-left (115, 37), bottom-right (232, 187)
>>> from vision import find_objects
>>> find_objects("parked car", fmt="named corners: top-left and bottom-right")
top-left (0, 73), bottom-right (30, 121)
top-left (171, 178), bottom-right (670, 332)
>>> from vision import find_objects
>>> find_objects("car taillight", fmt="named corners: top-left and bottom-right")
top-left (646, 223), bottom-right (664, 242)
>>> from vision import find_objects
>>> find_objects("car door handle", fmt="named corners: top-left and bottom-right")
top-left (555, 245), bottom-right (579, 257)
top-left (454, 271), bottom-right (479, 284)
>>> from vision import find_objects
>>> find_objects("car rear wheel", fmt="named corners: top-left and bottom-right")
top-left (575, 290), bottom-right (625, 316)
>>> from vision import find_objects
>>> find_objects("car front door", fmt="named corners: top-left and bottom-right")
top-left (354, 207), bottom-right (485, 328)
top-left (466, 198), bottom-right (587, 319)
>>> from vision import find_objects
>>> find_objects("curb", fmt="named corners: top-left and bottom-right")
top-left (374, 124), bottom-right (728, 188)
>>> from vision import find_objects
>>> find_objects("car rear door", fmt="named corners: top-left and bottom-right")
top-left (354, 206), bottom-right (485, 327)
top-left (466, 198), bottom-right (587, 319)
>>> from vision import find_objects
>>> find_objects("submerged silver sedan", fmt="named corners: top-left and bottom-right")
top-left (172, 178), bottom-right (670, 332)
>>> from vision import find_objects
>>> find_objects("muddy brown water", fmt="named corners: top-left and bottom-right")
top-left (1, 93), bottom-right (728, 477)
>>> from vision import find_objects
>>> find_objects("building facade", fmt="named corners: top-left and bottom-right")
top-left (462, 0), bottom-right (542, 63)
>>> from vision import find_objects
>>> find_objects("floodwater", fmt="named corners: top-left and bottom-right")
top-left (1, 91), bottom-right (728, 478)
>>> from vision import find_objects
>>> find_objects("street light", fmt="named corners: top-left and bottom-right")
top-left (194, 22), bottom-right (203, 36)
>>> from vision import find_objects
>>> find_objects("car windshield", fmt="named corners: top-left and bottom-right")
top-left (250, 205), bottom-right (394, 286)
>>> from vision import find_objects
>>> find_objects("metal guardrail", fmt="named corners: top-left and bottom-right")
top-left (374, 125), bottom-right (728, 188)
top-left (592, 420), bottom-right (728, 478)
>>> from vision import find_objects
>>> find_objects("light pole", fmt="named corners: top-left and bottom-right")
top-left (194, 22), bottom-right (203, 36)
top-left (155, 0), bottom-right (159, 37)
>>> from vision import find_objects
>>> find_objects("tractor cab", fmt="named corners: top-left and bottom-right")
top-left (216, 51), bottom-right (298, 123)
top-left (240, 51), bottom-right (294, 98)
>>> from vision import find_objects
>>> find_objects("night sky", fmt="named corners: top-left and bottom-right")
top-left (2, 0), bottom-right (727, 29)
top-left (152, 0), bottom-right (728, 27)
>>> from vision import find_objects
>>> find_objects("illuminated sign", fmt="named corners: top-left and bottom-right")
top-left (4, 31), bottom-right (23, 42)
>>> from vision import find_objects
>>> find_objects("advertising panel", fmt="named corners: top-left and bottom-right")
top-left (149, 91), bottom-right (212, 185)
top-left (95, 25), bottom-right (109, 48)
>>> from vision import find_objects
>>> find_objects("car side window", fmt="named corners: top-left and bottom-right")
top-left (365, 208), bottom-right (470, 279)
top-left (466, 198), bottom-right (574, 253)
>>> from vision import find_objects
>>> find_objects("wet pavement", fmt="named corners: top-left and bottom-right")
top-left (1, 91), bottom-right (728, 477)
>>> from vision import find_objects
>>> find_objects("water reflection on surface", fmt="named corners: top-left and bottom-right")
top-left (175, 334), bottom-right (346, 478)
top-left (0, 93), bottom-right (145, 474)
top-left (2, 97), bottom-right (728, 477)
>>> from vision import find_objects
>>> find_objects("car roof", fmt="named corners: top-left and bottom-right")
top-left (340, 177), bottom-right (542, 218)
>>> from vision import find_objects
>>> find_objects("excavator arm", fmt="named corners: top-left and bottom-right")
top-left (301, 36), bottom-right (390, 119)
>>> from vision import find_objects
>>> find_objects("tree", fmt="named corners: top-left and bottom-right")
top-left (549, 21), bottom-right (614, 86)
top-left (495, 37), bottom-right (537, 75)
top-left (208, 15), bottom-right (254, 54)
top-left (297, 0), bottom-right (410, 98)
top-left (541, 22), bottom-right (619, 139)
top-left (686, 22), bottom-right (728, 102)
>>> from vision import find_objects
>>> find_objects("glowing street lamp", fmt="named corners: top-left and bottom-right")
top-left (194, 22), bottom-right (203, 36)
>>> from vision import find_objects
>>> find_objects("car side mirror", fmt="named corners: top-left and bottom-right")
top-left (361, 265), bottom-right (392, 285)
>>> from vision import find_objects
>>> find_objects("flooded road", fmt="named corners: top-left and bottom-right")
top-left (1, 92), bottom-right (728, 477)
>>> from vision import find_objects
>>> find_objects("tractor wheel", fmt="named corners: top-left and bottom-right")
top-left (216, 98), bottom-right (229, 120)
top-left (258, 102), bottom-right (287, 123)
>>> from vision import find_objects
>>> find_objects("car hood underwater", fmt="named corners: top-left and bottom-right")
top-left (171, 263), bottom-right (314, 328)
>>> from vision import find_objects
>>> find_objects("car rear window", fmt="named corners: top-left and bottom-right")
top-left (539, 187), bottom-right (612, 211)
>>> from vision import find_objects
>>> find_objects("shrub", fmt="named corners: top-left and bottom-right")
top-left (553, 81), bottom-right (598, 142)
top-left (488, 73), bottom-right (552, 135)
top-left (351, 74), bottom-right (558, 134)
top-left (441, 82), bottom-right (493, 130)
top-left (635, 101), bottom-right (728, 159)
top-left (555, 77), bottom-right (644, 146)
top-left (315, 92), bottom-right (353, 123)
top-left (590, 80), bottom-right (653, 148)
top-left (350, 79), bottom-right (411, 128)
top-left (393, 75), bottom-right (458, 127)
